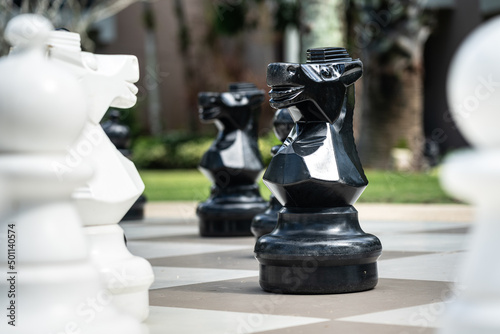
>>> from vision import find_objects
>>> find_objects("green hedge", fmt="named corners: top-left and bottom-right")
top-left (132, 131), bottom-right (281, 169)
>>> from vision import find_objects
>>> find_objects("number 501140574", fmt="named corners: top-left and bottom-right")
top-left (7, 224), bottom-right (16, 271)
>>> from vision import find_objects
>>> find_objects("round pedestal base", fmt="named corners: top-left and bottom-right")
top-left (84, 224), bottom-right (154, 321)
top-left (112, 289), bottom-right (150, 322)
top-left (251, 196), bottom-right (281, 238)
top-left (255, 206), bottom-right (382, 294)
top-left (197, 184), bottom-right (267, 237)
top-left (259, 262), bottom-right (378, 294)
top-left (197, 202), bottom-right (267, 236)
top-left (251, 211), bottom-right (278, 238)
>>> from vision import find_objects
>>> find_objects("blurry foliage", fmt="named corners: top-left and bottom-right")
top-left (273, 0), bottom-right (301, 32)
top-left (132, 132), bottom-right (210, 169)
top-left (212, 0), bottom-right (249, 35)
top-left (345, 0), bottom-right (435, 65)
top-left (395, 138), bottom-right (409, 149)
top-left (258, 131), bottom-right (282, 166)
top-left (210, 0), bottom-right (276, 36)
top-left (208, 0), bottom-right (302, 38)
top-left (139, 168), bottom-right (456, 203)
top-left (175, 139), bottom-right (213, 168)
top-left (132, 130), bottom-right (281, 170)
top-left (345, 0), bottom-right (435, 171)
top-left (133, 137), bottom-right (170, 169)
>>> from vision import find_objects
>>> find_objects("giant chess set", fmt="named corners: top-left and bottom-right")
top-left (1, 11), bottom-right (500, 334)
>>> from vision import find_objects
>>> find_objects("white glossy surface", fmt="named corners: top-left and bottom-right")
top-left (85, 224), bottom-right (154, 320)
top-left (48, 32), bottom-right (139, 124)
top-left (0, 27), bottom-right (86, 152)
top-left (47, 30), bottom-right (152, 321)
top-left (5, 14), bottom-right (52, 49)
top-left (441, 149), bottom-right (500, 205)
top-left (0, 14), bottom-right (141, 334)
top-left (440, 15), bottom-right (500, 334)
top-left (0, 176), bottom-right (7, 219)
top-left (447, 16), bottom-right (500, 148)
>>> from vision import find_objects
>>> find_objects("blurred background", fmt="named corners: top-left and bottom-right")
top-left (1, 0), bottom-right (497, 202)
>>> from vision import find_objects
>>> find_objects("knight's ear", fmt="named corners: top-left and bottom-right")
top-left (340, 60), bottom-right (363, 87)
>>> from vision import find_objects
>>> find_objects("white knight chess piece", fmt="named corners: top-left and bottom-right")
top-left (0, 14), bottom-right (143, 334)
top-left (41, 30), bottom-right (154, 321)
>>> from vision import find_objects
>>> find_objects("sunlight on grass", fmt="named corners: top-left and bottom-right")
top-left (359, 169), bottom-right (456, 203)
top-left (140, 169), bottom-right (271, 202)
top-left (139, 169), bottom-right (456, 203)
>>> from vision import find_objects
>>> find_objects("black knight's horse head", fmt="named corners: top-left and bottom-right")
top-left (267, 47), bottom-right (362, 124)
top-left (198, 83), bottom-right (264, 132)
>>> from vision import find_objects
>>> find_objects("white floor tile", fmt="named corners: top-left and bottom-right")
top-left (379, 252), bottom-right (465, 282)
top-left (151, 266), bottom-right (258, 289)
top-left (337, 302), bottom-right (448, 329)
top-left (362, 221), bottom-right (470, 235)
top-left (122, 224), bottom-right (197, 240)
top-left (127, 241), bottom-right (252, 260)
top-left (146, 306), bottom-right (329, 334)
top-left (379, 233), bottom-right (469, 252)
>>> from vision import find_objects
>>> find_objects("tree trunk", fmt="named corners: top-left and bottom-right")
top-left (143, 2), bottom-right (162, 136)
top-left (358, 64), bottom-right (426, 171)
top-left (346, 0), bottom-right (432, 171)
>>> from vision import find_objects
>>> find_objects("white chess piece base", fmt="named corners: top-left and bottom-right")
top-left (85, 224), bottom-right (154, 321)
top-left (440, 150), bottom-right (500, 334)
top-left (0, 157), bottom-right (144, 334)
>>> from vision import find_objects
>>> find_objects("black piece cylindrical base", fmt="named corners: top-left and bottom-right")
top-left (259, 262), bottom-right (378, 294)
top-left (254, 206), bottom-right (382, 294)
top-left (197, 184), bottom-right (267, 237)
top-left (251, 196), bottom-right (281, 238)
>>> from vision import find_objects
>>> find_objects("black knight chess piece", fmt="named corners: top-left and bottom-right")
top-left (102, 109), bottom-right (131, 156)
top-left (102, 109), bottom-right (146, 220)
top-left (251, 108), bottom-right (294, 238)
top-left (254, 48), bottom-right (382, 294)
top-left (197, 83), bottom-right (268, 236)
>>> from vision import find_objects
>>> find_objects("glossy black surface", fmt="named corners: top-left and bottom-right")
top-left (255, 47), bottom-right (382, 294)
top-left (251, 108), bottom-right (294, 238)
top-left (197, 83), bottom-right (267, 236)
top-left (102, 109), bottom-right (131, 157)
top-left (102, 109), bottom-right (146, 221)
top-left (122, 194), bottom-right (147, 221)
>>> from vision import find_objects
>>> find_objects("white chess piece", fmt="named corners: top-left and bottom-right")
top-left (0, 14), bottom-right (143, 334)
top-left (440, 16), bottom-right (500, 334)
top-left (43, 30), bottom-right (154, 321)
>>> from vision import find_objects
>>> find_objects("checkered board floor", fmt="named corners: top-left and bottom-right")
top-left (121, 210), bottom-right (471, 334)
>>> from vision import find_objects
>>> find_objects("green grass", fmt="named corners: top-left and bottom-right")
top-left (139, 169), bottom-right (272, 202)
top-left (139, 169), bottom-right (457, 203)
top-left (358, 169), bottom-right (456, 203)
